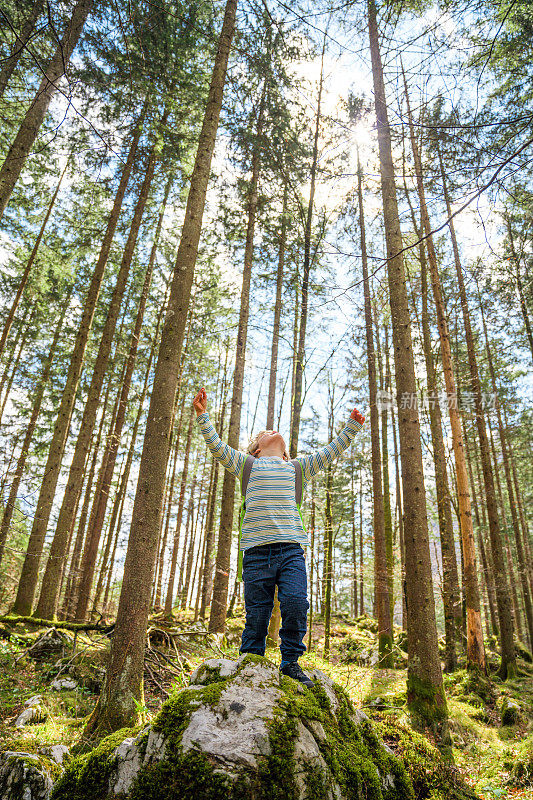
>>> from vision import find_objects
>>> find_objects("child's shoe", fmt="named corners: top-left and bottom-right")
top-left (280, 661), bottom-right (314, 688)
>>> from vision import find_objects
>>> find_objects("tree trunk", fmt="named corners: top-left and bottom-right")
top-left (368, 0), bottom-right (447, 738)
top-left (461, 416), bottom-right (500, 638)
top-left (350, 459), bottom-right (358, 619)
top-left (71, 173), bottom-right (172, 622)
top-left (266, 183), bottom-right (288, 429)
top-left (0, 291), bottom-right (70, 570)
top-left (209, 82), bottom-right (265, 634)
top-left (357, 150), bottom-right (392, 664)
top-left (0, 0), bottom-right (44, 100)
top-left (390, 373), bottom-right (406, 628)
top-left (359, 468), bottom-right (365, 615)
top-left (480, 302), bottom-right (533, 646)
top-left (503, 405), bottom-right (533, 598)
top-left (35, 135), bottom-right (161, 620)
top-left (323, 463), bottom-right (333, 658)
top-left (153, 404), bottom-right (183, 611)
top-left (307, 479), bottom-right (316, 649)
top-left (62, 378), bottom-right (113, 619)
top-left (488, 422), bottom-right (526, 643)
top-left (439, 153), bottom-right (515, 679)
top-left (0, 160), bottom-right (68, 360)
top-left (404, 185), bottom-right (460, 669)
top-left (85, 0), bottom-right (236, 734)
top-left (289, 38), bottom-right (325, 458)
top-left (164, 409), bottom-right (196, 614)
top-left (11, 102), bottom-right (146, 616)
top-left (0, 0), bottom-right (93, 219)
top-left (199, 398), bottom-right (227, 619)
top-left (506, 217), bottom-right (533, 365)
top-left (403, 78), bottom-right (485, 674)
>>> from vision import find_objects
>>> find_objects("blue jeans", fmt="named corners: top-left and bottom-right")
top-left (240, 541), bottom-right (309, 662)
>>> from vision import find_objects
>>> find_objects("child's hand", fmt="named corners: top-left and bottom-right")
top-left (350, 407), bottom-right (365, 425)
top-left (193, 388), bottom-right (207, 416)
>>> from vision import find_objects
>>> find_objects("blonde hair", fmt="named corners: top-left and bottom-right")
top-left (247, 430), bottom-right (289, 460)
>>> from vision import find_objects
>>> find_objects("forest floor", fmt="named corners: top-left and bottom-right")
top-left (1, 610), bottom-right (532, 799)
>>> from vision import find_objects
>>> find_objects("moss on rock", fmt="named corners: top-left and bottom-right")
top-left (51, 727), bottom-right (137, 800)
top-left (51, 656), bottom-right (454, 799)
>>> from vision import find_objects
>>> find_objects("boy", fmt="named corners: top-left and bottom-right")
top-left (193, 386), bottom-right (365, 687)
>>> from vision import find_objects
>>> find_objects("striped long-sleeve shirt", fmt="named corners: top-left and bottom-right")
top-left (196, 412), bottom-right (363, 550)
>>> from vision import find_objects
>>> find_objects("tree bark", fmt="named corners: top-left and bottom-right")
top-left (480, 301), bottom-right (533, 646)
top-left (359, 467), bottom-right (365, 615)
top-left (266, 182), bottom-right (288, 429)
top-left (71, 173), bottom-right (172, 622)
top-left (85, 0), bottom-right (236, 734)
top-left (209, 82), bottom-right (265, 634)
top-left (35, 138), bottom-right (160, 620)
top-left (506, 217), bottom-right (533, 365)
top-left (307, 479), bottom-right (316, 649)
top-left (0, 0), bottom-right (93, 219)
top-left (439, 153), bottom-right (515, 679)
top-left (164, 408), bottom-right (196, 614)
top-left (11, 102), bottom-right (146, 616)
top-left (289, 38), bottom-right (325, 458)
top-left (368, 0), bottom-right (447, 738)
top-left (404, 184), bottom-right (461, 669)
top-left (403, 79), bottom-right (485, 674)
top-left (357, 150), bottom-right (392, 664)
top-left (350, 458), bottom-right (358, 618)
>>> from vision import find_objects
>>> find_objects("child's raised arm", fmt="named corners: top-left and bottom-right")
top-left (296, 407), bottom-right (365, 485)
top-left (193, 388), bottom-right (246, 478)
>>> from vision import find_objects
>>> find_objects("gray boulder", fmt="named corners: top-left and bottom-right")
top-left (0, 749), bottom-right (66, 800)
top-left (52, 654), bottom-right (414, 799)
top-left (14, 695), bottom-right (48, 728)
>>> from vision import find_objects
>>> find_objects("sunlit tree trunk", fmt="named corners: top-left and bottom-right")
top-left (307, 479), bottom-right (316, 649)
top-left (506, 217), bottom-right (533, 365)
top-left (403, 77), bottom-right (485, 674)
top-left (439, 152), bottom-right (515, 679)
top-left (350, 458), bottom-right (358, 618)
top-left (404, 185), bottom-right (461, 669)
top-left (357, 150), bottom-right (392, 664)
top-left (479, 303), bottom-right (533, 645)
top-left (323, 388), bottom-right (334, 659)
top-left (368, 0), bottom-right (447, 737)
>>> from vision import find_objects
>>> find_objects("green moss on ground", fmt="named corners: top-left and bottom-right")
top-left (373, 714), bottom-right (474, 799)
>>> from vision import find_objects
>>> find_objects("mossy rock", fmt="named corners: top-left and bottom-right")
top-left (0, 749), bottom-right (66, 799)
top-left (53, 655), bottom-right (418, 799)
top-left (500, 696), bottom-right (521, 726)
